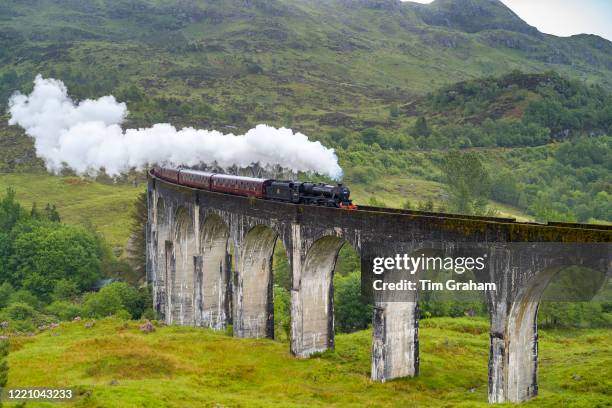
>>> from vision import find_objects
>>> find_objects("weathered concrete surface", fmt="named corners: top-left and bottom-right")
top-left (234, 225), bottom-right (277, 338)
top-left (198, 215), bottom-right (231, 329)
top-left (292, 236), bottom-right (344, 356)
top-left (172, 207), bottom-right (197, 325)
top-left (371, 301), bottom-right (419, 381)
top-left (147, 174), bottom-right (611, 404)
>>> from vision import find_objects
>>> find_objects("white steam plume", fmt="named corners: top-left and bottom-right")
top-left (8, 75), bottom-right (343, 179)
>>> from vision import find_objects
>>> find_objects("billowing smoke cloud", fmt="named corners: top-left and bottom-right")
top-left (8, 75), bottom-right (343, 179)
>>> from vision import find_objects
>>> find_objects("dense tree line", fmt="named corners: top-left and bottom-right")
top-left (491, 137), bottom-right (611, 222)
top-left (319, 71), bottom-right (611, 152)
top-left (0, 189), bottom-right (153, 334)
top-left (429, 71), bottom-right (612, 136)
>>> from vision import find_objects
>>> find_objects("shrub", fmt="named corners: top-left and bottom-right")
top-left (52, 279), bottom-right (80, 301)
top-left (83, 282), bottom-right (148, 319)
top-left (45, 301), bottom-right (83, 321)
top-left (1, 302), bottom-right (36, 321)
top-left (8, 289), bottom-right (39, 308)
top-left (0, 336), bottom-right (7, 395)
top-left (83, 288), bottom-right (123, 318)
top-left (114, 309), bottom-right (132, 320)
top-left (0, 282), bottom-right (14, 309)
top-left (142, 308), bottom-right (158, 321)
top-left (418, 199), bottom-right (434, 212)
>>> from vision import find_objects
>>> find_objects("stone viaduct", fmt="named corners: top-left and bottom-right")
top-left (146, 173), bottom-right (611, 404)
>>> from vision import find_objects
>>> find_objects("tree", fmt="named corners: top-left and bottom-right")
top-left (490, 170), bottom-right (521, 206)
top-left (360, 128), bottom-right (380, 145)
top-left (128, 191), bottom-right (148, 283)
top-left (413, 116), bottom-right (430, 137)
top-left (30, 203), bottom-right (61, 222)
top-left (52, 279), bottom-right (79, 301)
top-left (0, 283), bottom-right (14, 309)
top-left (44, 204), bottom-right (61, 222)
top-left (441, 151), bottom-right (491, 215)
top-left (528, 191), bottom-right (576, 223)
top-left (10, 222), bottom-right (103, 301)
top-left (0, 188), bottom-right (23, 231)
top-left (273, 286), bottom-right (291, 341)
top-left (0, 233), bottom-right (10, 285)
top-left (388, 104), bottom-right (399, 120)
top-left (334, 272), bottom-right (371, 333)
top-left (1, 302), bottom-right (36, 321)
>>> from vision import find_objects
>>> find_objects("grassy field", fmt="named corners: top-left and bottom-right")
top-left (0, 173), bottom-right (143, 251)
top-left (5, 317), bottom-right (610, 407)
top-left (348, 175), bottom-right (533, 221)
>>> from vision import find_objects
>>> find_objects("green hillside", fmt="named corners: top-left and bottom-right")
top-left (411, 71), bottom-right (612, 143)
top-left (5, 317), bottom-right (611, 407)
top-left (0, 173), bottom-right (143, 250)
top-left (1, 0), bottom-right (611, 133)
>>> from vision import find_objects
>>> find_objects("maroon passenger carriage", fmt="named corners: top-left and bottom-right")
top-left (156, 167), bottom-right (180, 184)
top-left (177, 168), bottom-right (215, 190)
top-left (151, 166), bottom-right (356, 209)
top-left (153, 166), bottom-right (267, 198)
top-left (210, 174), bottom-right (266, 198)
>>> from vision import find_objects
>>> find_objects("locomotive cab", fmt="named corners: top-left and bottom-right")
top-left (265, 181), bottom-right (301, 203)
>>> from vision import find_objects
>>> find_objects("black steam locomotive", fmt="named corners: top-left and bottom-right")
top-left (152, 166), bottom-right (356, 209)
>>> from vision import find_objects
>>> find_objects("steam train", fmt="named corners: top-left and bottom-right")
top-left (152, 166), bottom-right (357, 209)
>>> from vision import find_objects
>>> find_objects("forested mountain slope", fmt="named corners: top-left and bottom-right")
top-left (0, 0), bottom-right (611, 132)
